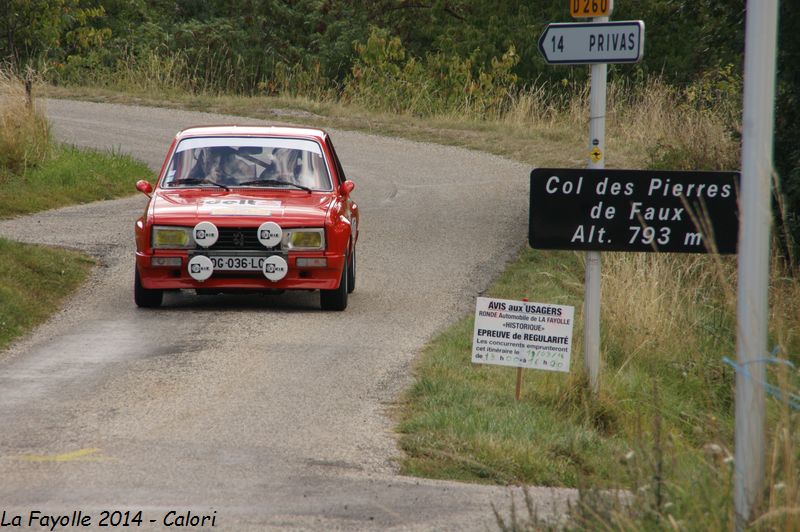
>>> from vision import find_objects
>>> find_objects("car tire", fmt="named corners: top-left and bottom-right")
top-left (320, 259), bottom-right (348, 311)
top-left (134, 268), bottom-right (163, 308)
top-left (347, 247), bottom-right (356, 294)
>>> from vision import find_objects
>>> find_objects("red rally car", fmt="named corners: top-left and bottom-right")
top-left (134, 126), bottom-right (359, 310)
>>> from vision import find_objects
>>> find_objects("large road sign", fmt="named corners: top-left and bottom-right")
top-left (538, 21), bottom-right (645, 64)
top-left (529, 168), bottom-right (740, 253)
top-left (571, 0), bottom-right (613, 18)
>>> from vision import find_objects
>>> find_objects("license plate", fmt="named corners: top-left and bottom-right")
top-left (208, 255), bottom-right (266, 271)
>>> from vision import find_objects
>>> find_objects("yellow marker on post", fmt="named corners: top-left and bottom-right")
top-left (590, 146), bottom-right (603, 163)
top-left (570, 0), bottom-right (613, 18)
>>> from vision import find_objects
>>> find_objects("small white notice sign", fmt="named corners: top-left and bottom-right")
top-left (472, 297), bottom-right (575, 372)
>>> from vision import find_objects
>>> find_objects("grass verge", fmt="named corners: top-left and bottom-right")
top-left (0, 238), bottom-right (94, 351)
top-left (0, 146), bottom-right (151, 351)
top-left (398, 247), bottom-right (799, 528)
top-left (1, 73), bottom-right (153, 352)
top-left (0, 144), bottom-right (152, 219)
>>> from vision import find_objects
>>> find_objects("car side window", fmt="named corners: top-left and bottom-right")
top-left (325, 137), bottom-right (347, 186)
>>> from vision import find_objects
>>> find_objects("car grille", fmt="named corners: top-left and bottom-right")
top-left (208, 227), bottom-right (278, 251)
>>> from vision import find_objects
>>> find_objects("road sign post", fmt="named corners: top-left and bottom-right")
top-left (537, 14), bottom-right (644, 394)
top-left (585, 24), bottom-right (608, 394)
top-left (734, 0), bottom-right (779, 526)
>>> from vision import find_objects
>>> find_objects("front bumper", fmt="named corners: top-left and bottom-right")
top-left (136, 250), bottom-right (345, 291)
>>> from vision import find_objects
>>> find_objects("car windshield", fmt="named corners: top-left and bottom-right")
top-left (162, 137), bottom-right (332, 191)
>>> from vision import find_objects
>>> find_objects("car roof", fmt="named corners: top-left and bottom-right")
top-left (175, 125), bottom-right (328, 143)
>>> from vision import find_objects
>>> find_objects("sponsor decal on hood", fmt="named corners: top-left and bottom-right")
top-left (199, 199), bottom-right (283, 216)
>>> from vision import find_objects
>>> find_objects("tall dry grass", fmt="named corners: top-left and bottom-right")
top-left (601, 253), bottom-right (736, 373)
top-left (610, 77), bottom-right (739, 171)
top-left (0, 70), bottom-right (50, 176)
top-left (501, 76), bottom-right (740, 172)
top-left (502, 79), bottom-right (588, 130)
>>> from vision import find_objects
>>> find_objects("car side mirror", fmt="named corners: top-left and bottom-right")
top-left (136, 180), bottom-right (153, 197)
top-left (339, 180), bottom-right (355, 198)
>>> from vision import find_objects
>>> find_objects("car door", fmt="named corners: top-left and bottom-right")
top-left (325, 136), bottom-right (358, 247)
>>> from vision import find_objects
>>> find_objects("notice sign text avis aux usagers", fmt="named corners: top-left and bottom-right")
top-left (529, 168), bottom-right (739, 254)
top-left (472, 297), bottom-right (575, 373)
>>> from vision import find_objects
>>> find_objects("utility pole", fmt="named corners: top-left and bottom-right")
top-left (734, 0), bottom-right (779, 527)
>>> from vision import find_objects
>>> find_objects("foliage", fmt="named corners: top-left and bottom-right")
top-left (1, 1), bottom-right (110, 67)
top-left (775, 1), bottom-right (800, 259)
top-left (343, 27), bottom-right (518, 118)
top-left (0, 1), bottom-right (751, 92)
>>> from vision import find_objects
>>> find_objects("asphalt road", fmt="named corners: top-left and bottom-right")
top-left (0, 100), bottom-right (575, 530)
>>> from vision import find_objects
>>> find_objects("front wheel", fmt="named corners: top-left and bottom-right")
top-left (320, 259), bottom-right (348, 311)
top-left (134, 268), bottom-right (163, 308)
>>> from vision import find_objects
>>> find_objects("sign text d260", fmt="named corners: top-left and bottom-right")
top-left (571, 0), bottom-right (613, 18)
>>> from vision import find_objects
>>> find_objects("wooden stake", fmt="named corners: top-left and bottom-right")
top-left (515, 297), bottom-right (529, 401)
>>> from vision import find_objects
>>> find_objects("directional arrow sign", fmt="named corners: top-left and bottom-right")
top-left (539, 21), bottom-right (645, 64)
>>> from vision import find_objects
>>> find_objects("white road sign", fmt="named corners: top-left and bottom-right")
top-left (538, 21), bottom-right (645, 64)
top-left (472, 297), bottom-right (575, 373)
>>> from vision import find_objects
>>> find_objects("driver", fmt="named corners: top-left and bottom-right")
top-left (190, 146), bottom-right (253, 185)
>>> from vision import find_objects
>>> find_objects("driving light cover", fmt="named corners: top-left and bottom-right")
top-left (283, 228), bottom-right (325, 250)
top-left (152, 226), bottom-right (193, 249)
top-left (258, 221), bottom-right (282, 248)
top-left (188, 255), bottom-right (214, 281)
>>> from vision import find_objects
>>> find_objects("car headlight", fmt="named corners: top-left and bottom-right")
top-left (283, 228), bottom-right (325, 250)
top-left (152, 226), bottom-right (194, 249)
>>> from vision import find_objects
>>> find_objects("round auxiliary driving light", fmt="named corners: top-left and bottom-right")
top-left (187, 255), bottom-right (214, 281)
top-left (193, 221), bottom-right (218, 248)
top-left (257, 221), bottom-right (282, 248)
top-left (262, 255), bottom-right (288, 282)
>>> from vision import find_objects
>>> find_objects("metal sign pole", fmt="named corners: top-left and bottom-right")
top-left (584, 15), bottom-right (608, 394)
top-left (734, 0), bottom-right (779, 526)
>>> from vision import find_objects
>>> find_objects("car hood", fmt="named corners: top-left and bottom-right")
top-left (151, 190), bottom-right (334, 226)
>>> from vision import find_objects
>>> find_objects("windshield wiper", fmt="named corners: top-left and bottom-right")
top-left (169, 178), bottom-right (230, 191)
top-left (238, 179), bottom-right (312, 193)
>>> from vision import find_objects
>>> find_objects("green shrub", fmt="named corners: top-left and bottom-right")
top-left (343, 27), bottom-right (518, 119)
